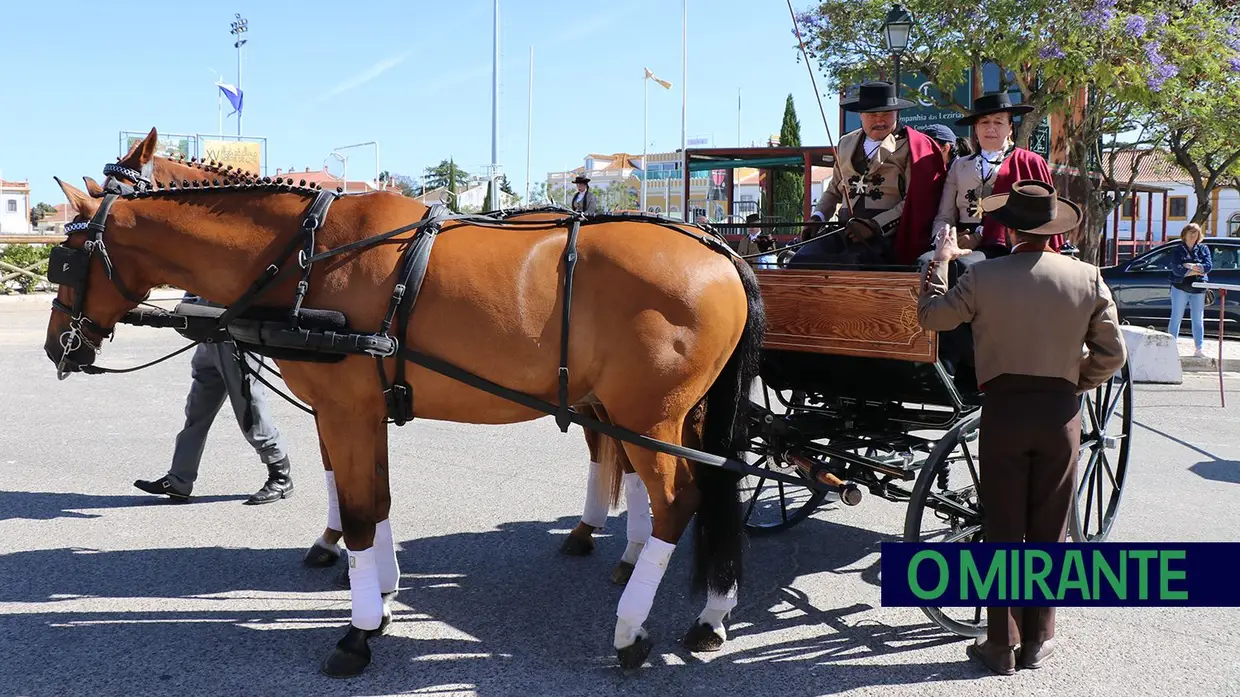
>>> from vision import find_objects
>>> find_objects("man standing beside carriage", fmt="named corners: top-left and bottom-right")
top-left (918, 179), bottom-right (1128, 675)
top-left (790, 80), bottom-right (946, 267)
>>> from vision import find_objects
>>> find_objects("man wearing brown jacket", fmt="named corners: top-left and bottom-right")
top-left (917, 180), bottom-right (1128, 676)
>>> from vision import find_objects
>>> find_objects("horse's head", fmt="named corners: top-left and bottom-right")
top-left (44, 176), bottom-right (152, 379)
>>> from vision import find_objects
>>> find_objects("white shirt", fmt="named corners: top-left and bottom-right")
top-left (978, 148), bottom-right (1006, 180)
top-left (864, 137), bottom-right (884, 160)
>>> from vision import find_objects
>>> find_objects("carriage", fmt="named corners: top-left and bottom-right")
top-left (686, 144), bottom-right (1134, 637)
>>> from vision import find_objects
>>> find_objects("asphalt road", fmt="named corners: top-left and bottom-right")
top-left (2, 298), bottom-right (1238, 697)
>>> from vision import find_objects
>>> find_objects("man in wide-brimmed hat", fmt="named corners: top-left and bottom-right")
top-left (571, 174), bottom-right (599, 215)
top-left (918, 180), bottom-right (1127, 677)
top-left (790, 80), bottom-right (946, 267)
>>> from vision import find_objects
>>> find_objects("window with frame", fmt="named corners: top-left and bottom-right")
top-left (1121, 197), bottom-right (1139, 219)
top-left (5, 200), bottom-right (15, 213)
top-left (1168, 196), bottom-right (1188, 220)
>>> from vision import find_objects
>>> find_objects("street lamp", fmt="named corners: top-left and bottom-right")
top-left (230, 13), bottom-right (248, 137)
top-left (882, 4), bottom-right (912, 96)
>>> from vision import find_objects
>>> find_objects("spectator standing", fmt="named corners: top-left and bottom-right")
top-left (1168, 222), bottom-right (1212, 358)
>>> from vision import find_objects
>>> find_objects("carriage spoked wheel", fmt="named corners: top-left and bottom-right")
top-left (738, 380), bottom-right (828, 535)
top-left (1069, 361), bottom-right (1133, 542)
top-left (902, 409), bottom-right (987, 638)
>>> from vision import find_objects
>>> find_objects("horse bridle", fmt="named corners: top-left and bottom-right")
top-left (50, 163), bottom-right (154, 379)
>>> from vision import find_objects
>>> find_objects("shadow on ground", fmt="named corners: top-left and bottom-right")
top-left (0, 490), bottom-right (249, 522)
top-left (0, 512), bottom-right (988, 697)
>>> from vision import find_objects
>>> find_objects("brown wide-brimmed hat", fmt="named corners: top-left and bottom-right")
top-left (980, 180), bottom-right (1081, 235)
top-left (955, 91), bottom-right (1035, 126)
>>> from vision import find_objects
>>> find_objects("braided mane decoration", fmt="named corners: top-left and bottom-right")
top-left (122, 172), bottom-right (337, 200)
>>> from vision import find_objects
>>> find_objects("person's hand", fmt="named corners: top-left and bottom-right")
top-left (933, 226), bottom-right (970, 262)
top-left (846, 218), bottom-right (878, 242)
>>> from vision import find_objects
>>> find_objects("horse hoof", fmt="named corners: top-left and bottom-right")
top-left (319, 626), bottom-right (373, 679)
top-left (681, 620), bottom-right (726, 652)
top-left (610, 561), bottom-right (634, 585)
top-left (617, 635), bottom-right (654, 671)
top-left (559, 533), bottom-right (595, 557)
top-left (303, 540), bottom-right (341, 568)
top-left (376, 600), bottom-right (396, 635)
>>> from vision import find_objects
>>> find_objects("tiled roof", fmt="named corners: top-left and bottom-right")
top-left (1, 179), bottom-right (30, 191)
top-left (1105, 149), bottom-right (1190, 184)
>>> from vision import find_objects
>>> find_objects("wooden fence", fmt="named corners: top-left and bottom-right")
top-left (0, 235), bottom-right (59, 294)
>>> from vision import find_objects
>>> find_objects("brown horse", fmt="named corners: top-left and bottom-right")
top-left (94, 130), bottom-right (651, 586)
top-left (45, 149), bottom-right (763, 675)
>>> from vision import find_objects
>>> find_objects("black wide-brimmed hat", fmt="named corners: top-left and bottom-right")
top-left (980, 180), bottom-right (1081, 235)
top-left (955, 91), bottom-right (1034, 126)
top-left (572, 175), bottom-right (591, 184)
top-left (841, 81), bottom-right (917, 113)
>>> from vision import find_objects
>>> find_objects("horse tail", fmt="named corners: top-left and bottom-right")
top-left (692, 254), bottom-right (765, 597)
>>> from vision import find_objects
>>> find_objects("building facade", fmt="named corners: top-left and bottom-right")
top-left (0, 179), bottom-right (31, 234)
top-left (1103, 150), bottom-right (1240, 247)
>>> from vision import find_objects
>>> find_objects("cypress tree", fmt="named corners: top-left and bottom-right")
top-left (772, 93), bottom-right (804, 220)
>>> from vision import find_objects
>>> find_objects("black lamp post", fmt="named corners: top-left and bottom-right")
top-left (883, 4), bottom-right (913, 95)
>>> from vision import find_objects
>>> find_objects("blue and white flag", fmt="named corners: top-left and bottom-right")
top-left (216, 81), bottom-right (244, 116)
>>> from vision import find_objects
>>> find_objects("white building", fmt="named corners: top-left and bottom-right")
top-left (0, 179), bottom-right (31, 234)
top-left (415, 180), bottom-right (518, 212)
top-left (1104, 150), bottom-right (1240, 253)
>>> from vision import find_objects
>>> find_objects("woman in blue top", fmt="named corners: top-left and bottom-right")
top-left (1168, 223), bottom-right (1212, 357)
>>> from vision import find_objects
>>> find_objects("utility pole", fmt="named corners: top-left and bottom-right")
top-left (230, 14), bottom-right (248, 137)
top-left (526, 45), bottom-right (533, 205)
top-left (490, 0), bottom-right (500, 210)
top-left (681, 0), bottom-right (688, 220)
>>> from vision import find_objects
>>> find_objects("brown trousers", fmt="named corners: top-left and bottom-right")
top-left (977, 374), bottom-right (1082, 648)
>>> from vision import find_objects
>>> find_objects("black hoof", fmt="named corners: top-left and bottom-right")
top-left (334, 568), bottom-right (350, 589)
top-left (559, 534), bottom-right (595, 556)
top-left (617, 635), bottom-right (654, 671)
top-left (303, 541), bottom-right (341, 568)
top-left (319, 625), bottom-right (374, 679)
top-left (681, 620), bottom-right (726, 652)
top-left (610, 561), bottom-right (635, 586)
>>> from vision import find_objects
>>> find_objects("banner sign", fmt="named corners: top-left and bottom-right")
top-left (199, 139), bottom-right (263, 175)
top-left (880, 543), bottom-right (1239, 607)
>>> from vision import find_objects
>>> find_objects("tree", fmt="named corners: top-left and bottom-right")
top-left (773, 94), bottom-right (804, 220)
top-left (29, 202), bottom-right (56, 227)
top-left (796, 0), bottom-right (1240, 262)
top-left (529, 181), bottom-right (549, 205)
top-left (425, 159), bottom-right (471, 192)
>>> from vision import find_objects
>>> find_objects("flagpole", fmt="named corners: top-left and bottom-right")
top-left (642, 71), bottom-right (648, 213)
top-left (681, 0), bottom-right (687, 220)
top-left (526, 45), bottom-right (532, 205)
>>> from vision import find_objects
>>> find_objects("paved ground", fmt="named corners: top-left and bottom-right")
top-left (2, 298), bottom-right (1239, 697)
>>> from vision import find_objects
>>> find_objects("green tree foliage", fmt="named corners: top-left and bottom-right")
top-left (29, 202), bottom-right (56, 227)
top-left (773, 94), bottom-right (804, 220)
top-left (426, 159), bottom-right (472, 193)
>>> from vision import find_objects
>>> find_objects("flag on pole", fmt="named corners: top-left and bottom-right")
top-left (216, 82), bottom-right (244, 117)
top-left (644, 68), bottom-right (672, 90)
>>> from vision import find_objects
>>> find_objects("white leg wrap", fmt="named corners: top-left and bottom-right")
top-left (697, 585), bottom-right (738, 636)
top-left (325, 471), bottom-right (341, 532)
top-left (621, 541), bottom-right (644, 565)
top-left (581, 461), bottom-right (609, 528)
top-left (614, 537), bottom-right (676, 649)
top-left (373, 519), bottom-right (400, 594)
top-left (623, 472), bottom-right (652, 545)
top-left (347, 547), bottom-right (383, 630)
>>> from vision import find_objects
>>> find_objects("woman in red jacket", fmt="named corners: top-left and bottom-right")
top-left (928, 92), bottom-right (1063, 265)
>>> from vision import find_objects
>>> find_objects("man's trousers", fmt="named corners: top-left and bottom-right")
top-left (977, 374), bottom-right (1082, 648)
top-left (166, 342), bottom-right (286, 491)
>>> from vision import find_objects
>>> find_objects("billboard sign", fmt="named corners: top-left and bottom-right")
top-left (199, 138), bottom-right (263, 175)
top-left (843, 70), bottom-right (974, 139)
top-left (121, 132), bottom-right (194, 159)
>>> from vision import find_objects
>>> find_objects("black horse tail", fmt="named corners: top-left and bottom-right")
top-left (692, 253), bottom-right (766, 597)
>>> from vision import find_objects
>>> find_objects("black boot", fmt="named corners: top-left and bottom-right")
top-left (245, 457), bottom-right (294, 505)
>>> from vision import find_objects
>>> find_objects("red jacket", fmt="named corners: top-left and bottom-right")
top-left (893, 126), bottom-right (948, 265)
top-left (981, 147), bottom-right (1063, 251)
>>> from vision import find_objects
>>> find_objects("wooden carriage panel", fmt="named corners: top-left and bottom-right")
top-left (754, 268), bottom-right (938, 362)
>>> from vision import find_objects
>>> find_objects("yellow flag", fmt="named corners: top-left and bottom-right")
top-left (644, 67), bottom-right (672, 90)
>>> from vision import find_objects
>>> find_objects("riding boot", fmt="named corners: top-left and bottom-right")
top-left (245, 456), bottom-right (294, 505)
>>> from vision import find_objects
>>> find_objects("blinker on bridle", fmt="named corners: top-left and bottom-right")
top-left (51, 163), bottom-right (154, 380)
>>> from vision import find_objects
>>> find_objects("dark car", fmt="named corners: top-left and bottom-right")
top-left (1100, 236), bottom-right (1240, 338)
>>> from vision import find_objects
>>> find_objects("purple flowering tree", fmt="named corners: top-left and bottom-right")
top-left (794, 0), bottom-right (1239, 262)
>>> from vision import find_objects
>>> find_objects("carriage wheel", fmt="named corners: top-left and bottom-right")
top-left (1069, 361), bottom-right (1133, 542)
top-left (738, 380), bottom-right (827, 535)
top-left (902, 409), bottom-right (986, 638)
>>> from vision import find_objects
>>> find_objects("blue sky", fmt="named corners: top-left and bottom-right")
top-left (2, 0), bottom-right (845, 207)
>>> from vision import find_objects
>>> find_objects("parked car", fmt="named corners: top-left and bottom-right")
top-left (1100, 236), bottom-right (1240, 339)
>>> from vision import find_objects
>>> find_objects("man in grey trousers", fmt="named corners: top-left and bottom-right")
top-left (134, 295), bottom-right (294, 505)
